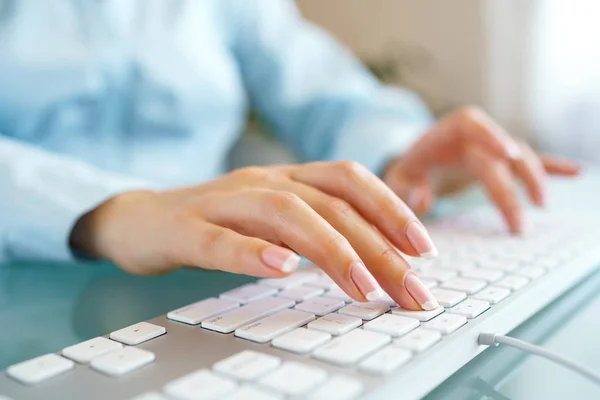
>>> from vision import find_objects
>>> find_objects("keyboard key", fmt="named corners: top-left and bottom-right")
top-left (7, 354), bottom-right (74, 385)
top-left (461, 268), bottom-right (504, 282)
top-left (423, 313), bottom-right (467, 334)
top-left (418, 268), bottom-right (457, 282)
top-left (109, 322), bottom-right (166, 345)
top-left (312, 329), bottom-right (391, 366)
top-left (472, 286), bottom-right (511, 304)
top-left (308, 375), bottom-right (364, 400)
top-left (295, 297), bottom-right (345, 316)
top-left (164, 369), bottom-right (237, 400)
top-left (431, 288), bottom-right (467, 307)
top-left (479, 260), bottom-right (519, 272)
top-left (223, 386), bottom-right (282, 400)
top-left (323, 288), bottom-right (354, 303)
top-left (258, 270), bottom-right (320, 289)
top-left (359, 346), bottom-right (412, 375)
top-left (272, 328), bottom-right (331, 354)
top-left (62, 337), bottom-right (122, 363)
top-left (235, 309), bottom-right (315, 343)
top-left (259, 362), bottom-right (328, 396)
top-left (441, 277), bottom-right (487, 294)
top-left (436, 261), bottom-right (477, 271)
top-left (212, 350), bottom-right (280, 381)
top-left (202, 297), bottom-right (294, 333)
top-left (277, 286), bottom-right (324, 302)
top-left (338, 302), bottom-right (389, 320)
top-left (393, 328), bottom-right (441, 352)
top-left (514, 266), bottom-right (546, 280)
top-left (363, 314), bottom-right (419, 337)
top-left (447, 299), bottom-right (490, 318)
top-left (496, 275), bottom-right (529, 291)
top-left (220, 284), bottom-right (277, 304)
top-left (91, 347), bottom-right (155, 377)
top-left (307, 313), bottom-right (362, 336)
top-left (392, 306), bottom-right (444, 321)
top-left (304, 275), bottom-right (338, 290)
top-left (167, 298), bottom-right (239, 325)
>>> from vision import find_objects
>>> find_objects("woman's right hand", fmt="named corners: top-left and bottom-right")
top-left (70, 162), bottom-right (439, 311)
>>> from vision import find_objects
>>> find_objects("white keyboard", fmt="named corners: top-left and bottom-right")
top-left (3, 207), bottom-right (600, 400)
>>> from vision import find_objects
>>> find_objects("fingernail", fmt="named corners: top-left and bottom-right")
top-left (351, 260), bottom-right (385, 301)
top-left (261, 247), bottom-right (300, 273)
top-left (405, 221), bottom-right (438, 259)
top-left (506, 141), bottom-right (522, 160)
top-left (405, 272), bottom-right (439, 310)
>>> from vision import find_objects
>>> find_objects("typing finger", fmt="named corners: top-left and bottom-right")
top-left (511, 142), bottom-right (548, 207)
top-left (290, 161), bottom-right (438, 259)
top-left (465, 146), bottom-right (523, 233)
top-left (171, 221), bottom-right (301, 278)
top-left (197, 188), bottom-right (382, 302)
top-left (541, 154), bottom-right (582, 176)
top-left (288, 182), bottom-right (437, 310)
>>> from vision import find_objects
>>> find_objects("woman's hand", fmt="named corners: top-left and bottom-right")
top-left (70, 162), bottom-right (440, 310)
top-left (384, 106), bottom-right (581, 233)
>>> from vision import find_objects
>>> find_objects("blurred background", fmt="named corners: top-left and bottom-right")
top-left (236, 0), bottom-right (600, 167)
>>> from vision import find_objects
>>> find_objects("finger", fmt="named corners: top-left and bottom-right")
top-left (290, 161), bottom-right (438, 260)
top-left (400, 107), bottom-right (521, 177)
top-left (168, 220), bottom-right (301, 278)
top-left (511, 142), bottom-right (548, 207)
top-left (541, 155), bottom-right (582, 176)
top-left (452, 106), bottom-right (521, 159)
top-left (197, 189), bottom-right (383, 303)
top-left (386, 177), bottom-right (435, 216)
top-left (287, 182), bottom-right (437, 310)
top-left (465, 146), bottom-right (523, 233)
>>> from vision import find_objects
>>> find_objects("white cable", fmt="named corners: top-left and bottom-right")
top-left (478, 333), bottom-right (600, 385)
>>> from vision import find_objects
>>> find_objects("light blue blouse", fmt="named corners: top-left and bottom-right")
top-left (0, 0), bottom-right (432, 262)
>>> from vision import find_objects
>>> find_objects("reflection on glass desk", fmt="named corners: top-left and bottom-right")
top-left (1, 176), bottom-right (600, 399)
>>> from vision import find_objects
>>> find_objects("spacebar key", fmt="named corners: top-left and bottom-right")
top-left (202, 297), bottom-right (295, 333)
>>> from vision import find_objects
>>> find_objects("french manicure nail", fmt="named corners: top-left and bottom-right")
top-left (506, 141), bottom-right (522, 160)
top-left (405, 273), bottom-right (439, 310)
top-left (351, 260), bottom-right (385, 301)
top-left (261, 247), bottom-right (300, 273)
top-left (405, 221), bottom-right (438, 259)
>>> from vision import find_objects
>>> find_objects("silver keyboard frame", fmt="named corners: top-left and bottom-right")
top-left (2, 244), bottom-right (599, 400)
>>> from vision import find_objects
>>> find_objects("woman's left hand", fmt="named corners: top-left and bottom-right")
top-left (384, 106), bottom-right (581, 233)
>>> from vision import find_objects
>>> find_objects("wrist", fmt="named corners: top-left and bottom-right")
top-left (69, 190), bottom-right (153, 261)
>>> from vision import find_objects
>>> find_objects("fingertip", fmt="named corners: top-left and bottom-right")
top-left (261, 246), bottom-right (301, 275)
top-left (505, 140), bottom-right (523, 161)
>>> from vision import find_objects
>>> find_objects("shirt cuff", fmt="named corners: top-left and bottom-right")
top-left (4, 181), bottom-right (152, 263)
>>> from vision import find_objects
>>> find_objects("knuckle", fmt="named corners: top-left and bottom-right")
top-left (376, 247), bottom-right (402, 265)
top-left (198, 228), bottom-right (228, 269)
top-left (266, 191), bottom-right (303, 214)
top-left (202, 228), bottom-right (227, 252)
top-left (457, 105), bottom-right (483, 121)
top-left (321, 197), bottom-right (354, 219)
top-left (323, 233), bottom-right (351, 255)
top-left (232, 166), bottom-right (269, 181)
top-left (336, 160), bottom-right (368, 180)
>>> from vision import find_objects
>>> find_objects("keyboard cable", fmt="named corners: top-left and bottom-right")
top-left (478, 333), bottom-right (600, 386)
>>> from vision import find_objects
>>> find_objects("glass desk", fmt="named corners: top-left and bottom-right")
top-left (1, 180), bottom-right (600, 399)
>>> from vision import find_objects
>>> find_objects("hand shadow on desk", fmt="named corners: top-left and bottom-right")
top-left (71, 267), bottom-right (254, 339)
